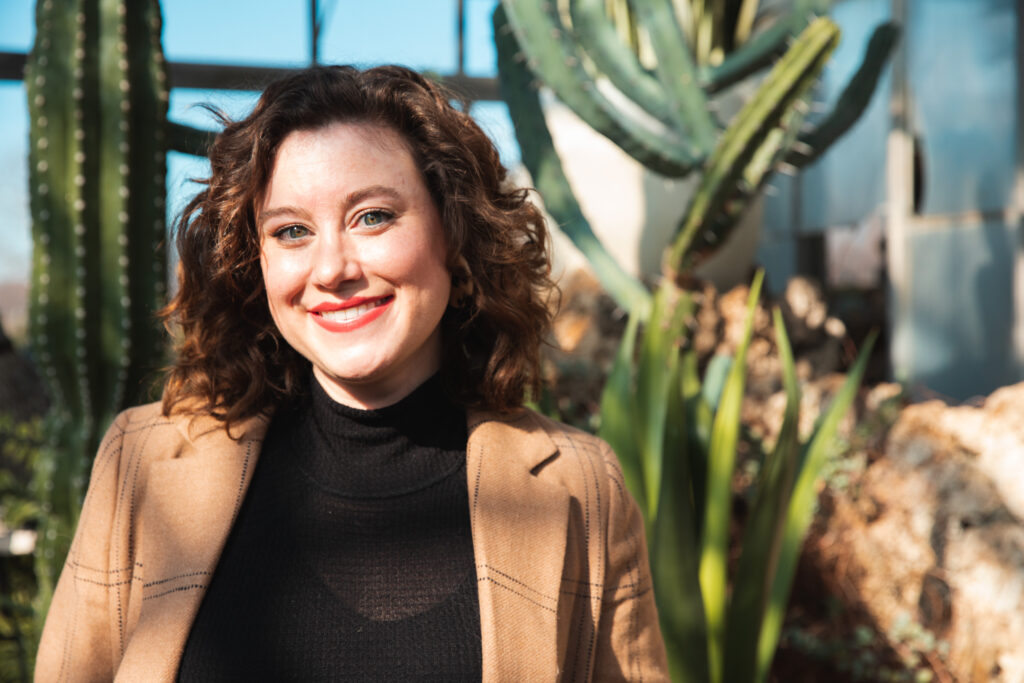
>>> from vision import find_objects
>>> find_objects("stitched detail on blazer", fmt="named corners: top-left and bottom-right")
top-left (582, 436), bottom-right (606, 678)
top-left (93, 424), bottom-right (124, 470)
top-left (60, 417), bottom-right (130, 683)
top-left (560, 576), bottom-right (603, 588)
top-left (116, 424), bottom-right (150, 656)
top-left (471, 441), bottom-right (484, 515)
top-left (143, 583), bottom-right (208, 601)
top-left (72, 575), bottom-right (133, 588)
top-left (65, 559), bottom-right (134, 575)
top-left (478, 576), bottom-right (557, 614)
top-left (142, 570), bottom-right (212, 589)
top-left (476, 564), bottom-right (558, 604)
top-left (604, 457), bottom-right (647, 583)
top-left (230, 441), bottom-right (255, 520)
top-left (602, 579), bottom-right (648, 593)
top-left (59, 558), bottom-right (84, 682)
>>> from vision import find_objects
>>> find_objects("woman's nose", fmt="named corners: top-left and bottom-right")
top-left (312, 234), bottom-right (362, 289)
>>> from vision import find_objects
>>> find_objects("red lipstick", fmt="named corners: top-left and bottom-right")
top-left (309, 296), bottom-right (393, 332)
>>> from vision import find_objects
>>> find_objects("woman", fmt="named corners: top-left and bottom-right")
top-left (36, 65), bottom-right (668, 681)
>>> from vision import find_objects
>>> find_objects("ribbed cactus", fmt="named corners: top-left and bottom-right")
top-left (496, 0), bottom-right (898, 304)
top-left (24, 0), bottom-right (170, 617)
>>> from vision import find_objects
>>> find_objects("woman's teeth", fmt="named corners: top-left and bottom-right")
top-left (318, 299), bottom-right (388, 322)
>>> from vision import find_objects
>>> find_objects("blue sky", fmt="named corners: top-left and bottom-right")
top-left (0, 0), bottom-right (518, 286)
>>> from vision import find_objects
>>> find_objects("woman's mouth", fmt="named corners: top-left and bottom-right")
top-left (311, 296), bottom-right (394, 332)
top-left (317, 297), bottom-right (391, 323)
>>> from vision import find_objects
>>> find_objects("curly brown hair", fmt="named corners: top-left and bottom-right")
top-left (162, 65), bottom-right (554, 428)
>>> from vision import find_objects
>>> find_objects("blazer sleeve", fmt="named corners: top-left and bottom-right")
top-left (35, 413), bottom-right (132, 683)
top-left (594, 442), bottom-right (670, 682)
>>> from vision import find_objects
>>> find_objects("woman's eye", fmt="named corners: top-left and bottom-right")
top-left (274, 225), bottom-right (310, 241)
top-left (358, 210), bottom-right (392, 228)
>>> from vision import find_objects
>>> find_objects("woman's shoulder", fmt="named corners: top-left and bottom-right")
top-left (98, 401), bottom-right (270, 465)
top-left (470, 406), bottom-right (625, 490)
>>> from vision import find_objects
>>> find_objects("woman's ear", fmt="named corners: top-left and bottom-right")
top-left (448, 254), bottom-right (475, 308)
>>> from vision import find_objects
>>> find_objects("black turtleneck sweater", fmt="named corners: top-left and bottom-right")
top-left (177, 374), bottom-right (481, 681)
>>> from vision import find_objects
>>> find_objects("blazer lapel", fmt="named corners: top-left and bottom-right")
top-left (468, 410), bottom-right (571, 682)
top-left (116, 412), bottom-right (269, 682)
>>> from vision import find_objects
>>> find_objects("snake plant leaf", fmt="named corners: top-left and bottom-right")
top-left (755, 329), bottom-right (878, 681)
top-left (681, 348), bottom-right (711, 537)
top-left (635, 283), bottom-right (689, 519)
top-left (722, 308), bottom-right (801, 682)
top-left (598, 312), bottom-right (645, 512)
top-left (651, 335), bottom-right (709, 683)
top-left (698, 269), bottom-right (763, 683)
top-left (494, 5), bottom-right (652, 315)
top-left (701, 353), bottom-right (733, 411)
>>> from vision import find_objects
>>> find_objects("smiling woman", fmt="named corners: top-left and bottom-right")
top-left (257, 123), bottom-right (452, 409)
top-left (35, 65), bottom-right (669, 682)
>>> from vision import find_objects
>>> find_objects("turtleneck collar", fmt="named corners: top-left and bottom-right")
top-left (285, 372), bottom-right (468, 498)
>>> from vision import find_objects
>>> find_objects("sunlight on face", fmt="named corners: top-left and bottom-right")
top-left (258, 123), bottom-right (451, 409)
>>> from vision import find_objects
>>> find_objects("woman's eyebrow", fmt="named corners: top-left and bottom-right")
top-left (258, 205), bottom-right (312, 228)
top-left (344, 185), bottom-right (402, 207)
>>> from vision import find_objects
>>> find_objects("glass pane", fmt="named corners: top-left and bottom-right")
top-left (470, 100), bottom-right (520, 168)
top-left (908, 0), bottom-right (1016, 215)
top-left (169, 88), bottom-right (260, 130)
top-left (319, 0), bottom-right (458, 72)
top-left (906, 218), bottom-right (1019, 399)
top-left (0, 0), bottom-right (34, 53)
top-left (167, 151), bottom-right (211, 231)
top-left (167, 89), bottom-right (260, 225)
top-left (465, 0), bottom-right (500, 77)
top-left (0, 81), bottom-right (30, 341)
top-left (163, 0), bottom-right (309, 66)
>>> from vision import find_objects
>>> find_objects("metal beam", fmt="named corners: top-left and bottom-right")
top-left (0, 51), bottom-right (26, 80)
top-left (0, 50), bottom-right (500, 101)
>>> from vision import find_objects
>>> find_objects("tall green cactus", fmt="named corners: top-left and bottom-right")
top-left (496, 0), bottom-right (898, 306)
top-left (24, 0), bottom-right (171, 620)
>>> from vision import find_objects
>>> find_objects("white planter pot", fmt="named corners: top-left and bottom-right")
top-left (533, 91), bottom-right (763, 293)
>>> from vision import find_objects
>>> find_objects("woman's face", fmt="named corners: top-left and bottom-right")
top-left (258, 122), bottom-right (451, 409)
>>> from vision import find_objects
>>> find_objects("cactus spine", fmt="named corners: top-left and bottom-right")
top-left (497, 0), bottom-right (898, 305)
top-left (25, 0), bottom-right (170, 615)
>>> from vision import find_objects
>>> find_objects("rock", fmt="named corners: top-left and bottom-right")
top-left (814, 383), bottom-right (1024, 682)
top-left (781, 276), bottom-right (829, 346)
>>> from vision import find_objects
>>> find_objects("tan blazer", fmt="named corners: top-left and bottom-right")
top-left (35, 402), bottom-right (669, 681)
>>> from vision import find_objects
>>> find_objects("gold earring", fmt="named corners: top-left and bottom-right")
top-left (449, 254), bottom-right (475, 308)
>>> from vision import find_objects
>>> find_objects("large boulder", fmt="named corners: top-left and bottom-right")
top-left (814, 383), bottom-right (1024, 682)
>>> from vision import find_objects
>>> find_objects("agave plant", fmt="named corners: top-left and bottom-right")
top-left (598, 271), bottom-right (875, 682)
top-left (495, 0), bottom-right (898, 314)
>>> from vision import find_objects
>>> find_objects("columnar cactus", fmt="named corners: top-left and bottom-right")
top-left (495, 0), bottom-right (898, 304)
top-left (24, 0), bottom-right (170, 615)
